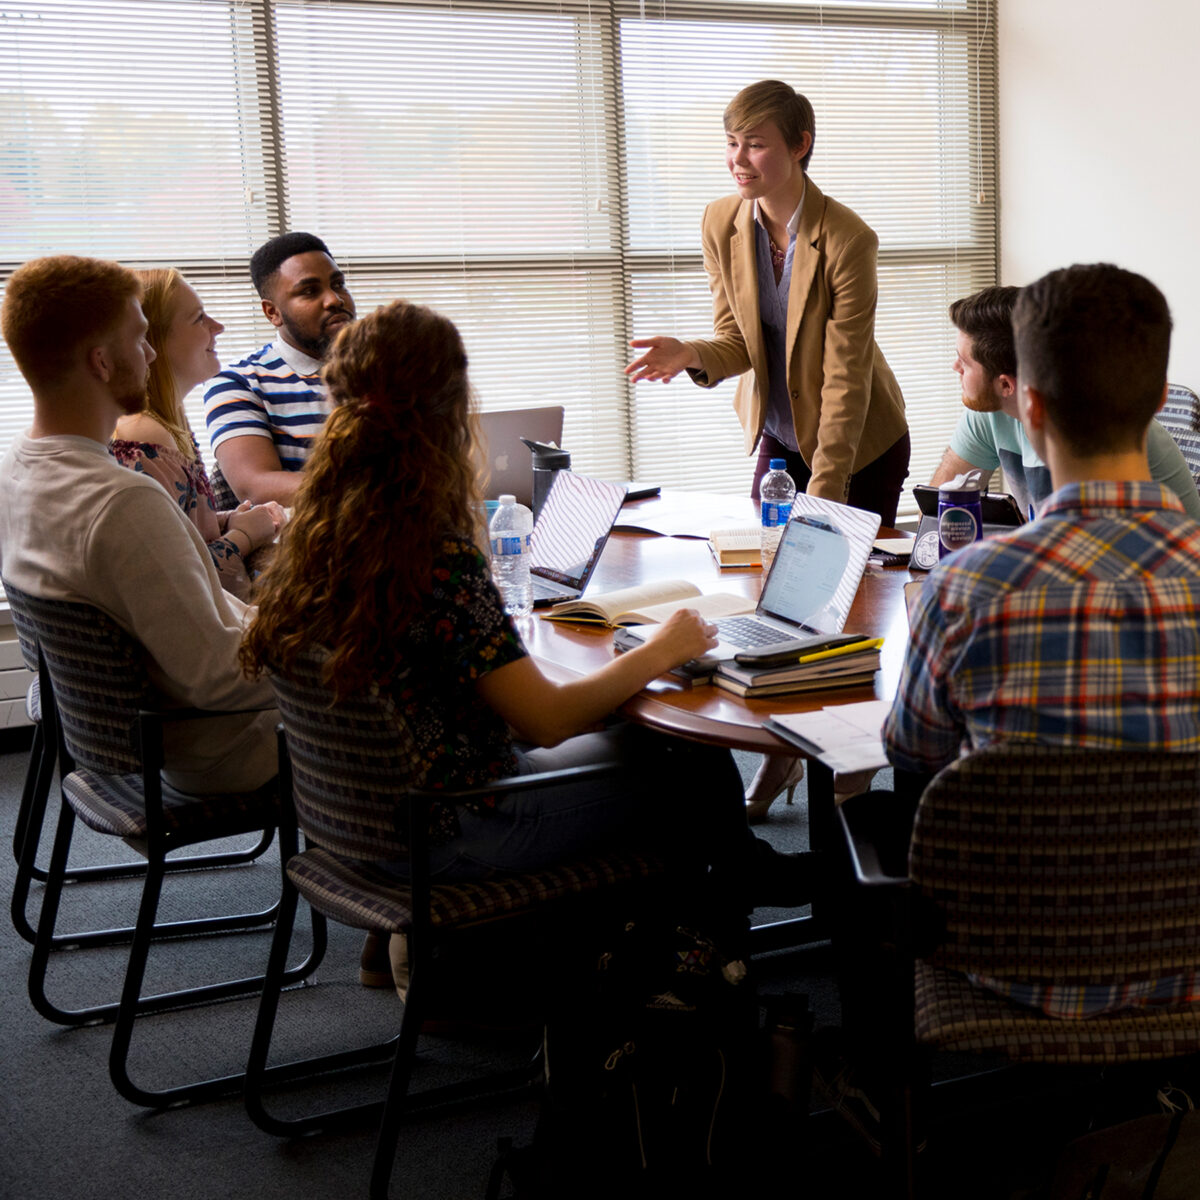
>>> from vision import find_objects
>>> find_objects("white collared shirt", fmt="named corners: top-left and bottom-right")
top-left (753, 186), bottom-right (806, 239)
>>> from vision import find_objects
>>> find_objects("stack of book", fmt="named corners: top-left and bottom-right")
top-left (707, 525), bottom-right (762, 568)
top-left (712, 635), bottom-right (883, 699)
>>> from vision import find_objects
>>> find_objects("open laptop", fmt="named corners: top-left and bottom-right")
top-left (478, 406), bottom-right (565, 508)
top-left (527, 471), bottom-right (628, 607)
top-left (622, 499), bottom-right (881, 662)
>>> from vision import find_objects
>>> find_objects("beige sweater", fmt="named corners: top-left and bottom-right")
top-left (0, 434), bottom-right (276, 793)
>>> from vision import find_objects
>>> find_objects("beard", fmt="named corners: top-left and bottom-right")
top-left (111, 359), bottom-right (150, 415)
top-left (279, 310), bottom-right (353, 360)
top-left (961, 385), bottom-right (1004, 414)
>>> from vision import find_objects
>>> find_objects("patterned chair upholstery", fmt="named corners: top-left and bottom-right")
top-left (245, 648), bottom-right (666, 1198)
top-left (839, 743), bottom-right (1200, 1195)
top-left (3, 581), bottom-right (321, 1108)
top-left (1158, 383), bottom-right (1200, 488)
top-left (208, 459), bottom-right (240, 510)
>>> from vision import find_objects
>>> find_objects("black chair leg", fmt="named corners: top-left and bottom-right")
top-left (10, 723), bottom-right (57, 940)
top-left (27, 795), bottom-right (85, 1025)
top-left (107, 856), bottom-right (327, 1109)
top-left (28, 802), bottom-right (296, 1028)
top-left (369, 971), bottom-right (430, 1200)
top-left (245, 893), bottom-right (397, 1136)
top-left (11, 718), bottom-right (48, 865)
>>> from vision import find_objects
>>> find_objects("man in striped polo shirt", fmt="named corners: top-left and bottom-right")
top-left (204, 232), bottom-right (356, 505)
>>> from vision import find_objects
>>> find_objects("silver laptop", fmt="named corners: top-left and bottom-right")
top-left (527, 471), bottom-right (628, 607)
top-left (622, 504), bottom-right (880, 661)
top-left (478, 406), bottom-right (565, 508)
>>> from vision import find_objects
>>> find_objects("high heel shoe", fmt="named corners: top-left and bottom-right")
top-left (745, 753), bottom-right (806, 824)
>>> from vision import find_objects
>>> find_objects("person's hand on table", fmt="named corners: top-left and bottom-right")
top-left (647, 607), bottom-right (719, 670)
top-left (625, 336), bottom-right (701, 384)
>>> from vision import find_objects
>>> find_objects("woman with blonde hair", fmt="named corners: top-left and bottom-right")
top-left (111, 269), bottom-right (282, 600)
top-left (242, 299), bottom-right (811, 978)
top-left (627, 80), bottom-right (910, 821)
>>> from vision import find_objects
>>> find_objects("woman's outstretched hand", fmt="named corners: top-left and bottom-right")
top-left (626, 336), bottom-right (700, 383)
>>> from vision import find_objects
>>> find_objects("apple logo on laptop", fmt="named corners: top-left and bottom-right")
top-left (494, 454), bottom-right (509, 471)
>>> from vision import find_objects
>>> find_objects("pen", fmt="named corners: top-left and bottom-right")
top-left (794, 637), bottom-right (884, 664)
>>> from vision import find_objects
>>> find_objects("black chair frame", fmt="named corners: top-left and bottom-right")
top-left (9, 639), bottom-right (273, 949)
top-left (244, 733), bottom-right (638, 1200)
top-left (29, 649), bottom-right (326, 1108)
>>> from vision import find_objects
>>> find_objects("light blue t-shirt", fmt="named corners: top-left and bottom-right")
top-left (948, 409), bottom-right (1200, 520)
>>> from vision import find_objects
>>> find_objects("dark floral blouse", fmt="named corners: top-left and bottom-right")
top-left (390, 535), bottom-right (526, 844)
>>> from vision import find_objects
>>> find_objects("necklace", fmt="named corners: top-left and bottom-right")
top-left (769, 237), bottom-right (787, 282)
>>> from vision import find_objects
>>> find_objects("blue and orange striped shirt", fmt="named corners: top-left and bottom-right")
top-left (203, 339), bottom-right (331, 472)
top-left (885, 481), bottom-right (1200, 1017)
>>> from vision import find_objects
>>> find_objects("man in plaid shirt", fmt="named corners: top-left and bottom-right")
top-left (884, 261), bottom-right (1200, 1016)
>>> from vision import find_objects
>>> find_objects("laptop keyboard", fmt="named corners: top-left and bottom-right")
top-left (714, 616), bottom-right (787, 648)
top-left (532, 576), bottom-right (569, 599)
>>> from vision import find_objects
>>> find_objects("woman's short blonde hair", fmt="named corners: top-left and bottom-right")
top-left (724, 80), bottom-right (815, 172)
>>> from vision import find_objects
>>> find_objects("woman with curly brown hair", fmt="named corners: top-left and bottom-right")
top-left (242, 299), bottom-right (811, 957)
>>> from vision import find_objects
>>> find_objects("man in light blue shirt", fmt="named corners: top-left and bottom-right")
top-left (931, 285), bottom-right (1200, 520)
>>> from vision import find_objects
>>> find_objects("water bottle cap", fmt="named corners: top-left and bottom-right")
top-left (768, 458), bottom-right (786, 470)
top-left (498, 494), bottom-right (516, 505)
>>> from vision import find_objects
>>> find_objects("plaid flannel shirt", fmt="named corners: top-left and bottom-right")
top-left (885, 480), bottom-right (1200, 1017)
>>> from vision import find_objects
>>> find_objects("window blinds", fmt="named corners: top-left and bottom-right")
top-left (0, 0), bottom-right (996, 509)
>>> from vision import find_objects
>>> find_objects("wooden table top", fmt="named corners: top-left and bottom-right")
top-left (520, 491), bottom-right (913, 753)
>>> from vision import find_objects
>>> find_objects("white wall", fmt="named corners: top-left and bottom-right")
top-left (999, 0), bottom-right (1200, 389)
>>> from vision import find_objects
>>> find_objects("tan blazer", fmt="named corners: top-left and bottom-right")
top-left (684, 178), bottom-right (907, 502)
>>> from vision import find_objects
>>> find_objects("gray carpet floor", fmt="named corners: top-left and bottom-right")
top-left (1, 733), bottom-right (1186, 1199)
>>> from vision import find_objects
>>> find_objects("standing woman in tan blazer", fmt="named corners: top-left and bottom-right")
top-left (627, 80), bottom-right (910, 820)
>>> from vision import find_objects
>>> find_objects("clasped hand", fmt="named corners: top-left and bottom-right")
top-left (227, 500), bottom-right (287, 551)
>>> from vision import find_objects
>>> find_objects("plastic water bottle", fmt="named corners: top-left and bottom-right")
top-left (760, 459), bottom-right (796, 570)
top-left (490, 494), bottom-right (534, 617)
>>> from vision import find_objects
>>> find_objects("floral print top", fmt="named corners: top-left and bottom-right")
top-left (389, 535), bottom-right (526, 843)
top-left (110, 435), bottom-right (252, 601)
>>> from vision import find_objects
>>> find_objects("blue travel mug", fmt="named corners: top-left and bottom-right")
top-left (937, 483), bottom-right (984, 559)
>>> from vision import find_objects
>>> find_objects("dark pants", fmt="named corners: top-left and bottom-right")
top-left (751, 431), bottom-right (912, 527)
top-left (383, 724), bottom-right (781, 943)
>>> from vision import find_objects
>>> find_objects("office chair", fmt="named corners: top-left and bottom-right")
top-left (838, 743), bottom-right (1200, 1199)
top-left (1158, 383), bottom-right (1200, 487)
top-left (5, 582), bottom-right (323, 1107)
top-left (244, 647), bottom-right (667, 1199)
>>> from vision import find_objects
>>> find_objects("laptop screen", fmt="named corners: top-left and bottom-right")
top-left (477, 406), bottom-right (565, 507)
top-left (758, 516), bottom-right (854, 634)
top-left (528, 472), bottom-right (627, 587)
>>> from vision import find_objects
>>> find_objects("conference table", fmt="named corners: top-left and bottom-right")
top-left (521, 489), bottom-right (914, 949)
